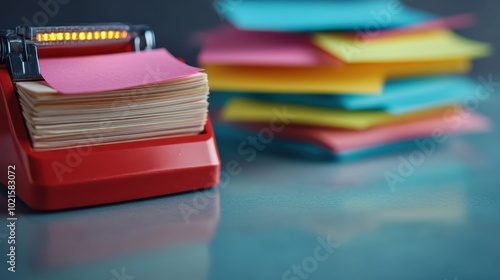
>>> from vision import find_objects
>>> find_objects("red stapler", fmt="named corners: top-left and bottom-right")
top-left (0, 24), bottom-right (220, 210)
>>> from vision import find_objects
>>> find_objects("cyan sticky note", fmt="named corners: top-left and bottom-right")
top-left (213, 122), bottom-right (440, 161)
top-left (214, 0), bottom-right (433, 32)
top-left (251, 76), bottom-right (477, 114)
top-left (212, 120), bottom-right (489, 161)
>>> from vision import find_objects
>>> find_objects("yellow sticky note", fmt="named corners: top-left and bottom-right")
top-left (222, 98), bottom-right (454, 130)
top-left (204, 58), bottom-right (470, 95)
top-left (203, 65), bottom-right (385, 94)
top-left (357, 59), bottom-right (470, 78)
top-left (313, 30), bottom-right (491, 63)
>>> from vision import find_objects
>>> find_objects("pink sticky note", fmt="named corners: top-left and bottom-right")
top-left (39, 48), bottom-right (202, 94)
top-left (198, 26), bottom-right (343, 67)
top-left (240, 112), bottom-right (490, 153)
top-left (373, 13), bottom-right (476, 38)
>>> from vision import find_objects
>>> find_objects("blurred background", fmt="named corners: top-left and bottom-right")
top-left (1, 2), bottom-right (500, 280)
top-left (1, 0), bottom-right (499, 74)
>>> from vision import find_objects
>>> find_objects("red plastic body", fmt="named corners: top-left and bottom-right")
top-left (0, 48), bottom-right (220, 210)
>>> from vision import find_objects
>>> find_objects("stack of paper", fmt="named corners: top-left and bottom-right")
top-left (199, 0), bottom-right (491, 158)
top-left (17, 49), bottom-right (209, 150)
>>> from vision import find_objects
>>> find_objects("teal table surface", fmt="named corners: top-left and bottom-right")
top-left (2, 89), bottom-right (500, 280)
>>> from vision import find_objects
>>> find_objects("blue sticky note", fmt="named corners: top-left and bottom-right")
top-left (214, 0), bottom-right (433, 32)
top-left (212, 121), bottom-right (442, 161)
top-left (270, 138), bottom-right (421, 161)
top-left (338, 76), bottom-right (477, 114)
top-left (250, 76), bottom-right (476, 114)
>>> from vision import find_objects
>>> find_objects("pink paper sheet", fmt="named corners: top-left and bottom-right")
top-left (373, 13), bottom-right (475, 38)
top-left (39, 48), bottom-right (202, 94)
top-left (241, 112), bottom-right (490, 153)
top-left (198, 26), bottom-right (343, 66)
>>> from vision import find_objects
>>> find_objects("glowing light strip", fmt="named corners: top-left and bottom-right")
top-left (34, 30), bottom-right (129, 43)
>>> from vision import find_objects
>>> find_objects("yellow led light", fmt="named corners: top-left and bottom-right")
top-left (33, 27), bottom-right (131, 44)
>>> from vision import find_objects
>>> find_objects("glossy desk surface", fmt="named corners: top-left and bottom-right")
top-left (2, 88), bottom-right (500, 280)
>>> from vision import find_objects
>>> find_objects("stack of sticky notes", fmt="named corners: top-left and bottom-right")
top-left (18, 49), bottom-right (209, 150)
top-left (199, 0), bottom-right (492, 159)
